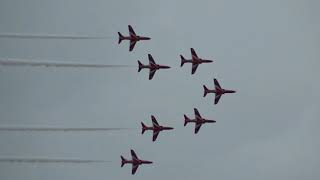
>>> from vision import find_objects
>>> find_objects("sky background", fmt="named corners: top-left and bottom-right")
top-left (0, 0), bottom-right (319, 179)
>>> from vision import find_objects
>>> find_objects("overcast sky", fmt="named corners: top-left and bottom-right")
top-left (0, 0), bottom-right (319, 179)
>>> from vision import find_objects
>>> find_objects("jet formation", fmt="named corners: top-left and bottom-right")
top-left (141, 115), bottom-right (174, 142)
top-left (118, 25), bottom-right (237, 175)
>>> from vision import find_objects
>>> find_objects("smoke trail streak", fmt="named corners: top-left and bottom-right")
top-left (0, 59), bottom-right (134, 68)
top-left (0, 157), bottom-right (110, 164)
top-left (0, 127), bottom-right (131, 132)
top-left (0, 33), bottom-right (113, 39)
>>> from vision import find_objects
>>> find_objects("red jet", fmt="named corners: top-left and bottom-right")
top-left (121, 149), bottom-right (153, 175)
top-left (180, 48), bottom-right (213, 74)
top-left (138, 54), bottom-right (171, 80)
top-left (184, 108), bottom-right (216, 134)
top-left (118, 25), bottom-right (151, 51)
top-left (141, 115), bottom-right (174, 142)
top-left (203, 78), bottom-right (236, 105)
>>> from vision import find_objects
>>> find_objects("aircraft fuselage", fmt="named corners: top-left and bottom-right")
top-left (184, 58), bottom-right (213, 64)
top-left (215, 88), bottom-right (236, 95)
top-left (206, 88), bottom-right (236, 95)
top-left (144, 126), bottom-right (174, 132)
top-left (121, 35), bottom-right (151, 42)
top-left (186, 118), bottom-right (216, 125)
top-left (195, 117), bottom-right (216, 124)
top-left (123, 159), bottom-right (153, 165)
top-left (141, 64), bottom-right (170, 70)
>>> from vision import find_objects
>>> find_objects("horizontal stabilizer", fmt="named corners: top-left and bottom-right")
top-left (203, 85), bottom-right (209, 97)
top-left (184, 114), bottom-right (190, 126)
top-left (118, 32), bottom-right (124, 44)
top-left (121, 156), bottom-right (126, 167)
top-left (138, 60), bottom-right (143, 72)
top-left (180, 55), bottom-right (186, 67)
top-left (141, 122), bottom-right (147, 134)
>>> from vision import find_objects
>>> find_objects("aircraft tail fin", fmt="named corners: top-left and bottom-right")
top-left (141, 122), bottom-right (147, 134)
top-left (203, 85), bottom-right (209, 97)
top-left (184, 114), bottom-right (190, 126)
top-left (180, 55), bottom-right (186, 67)
top-left (120, 156), bottom-right (127, 167)
top-left (138, 60), bottom-right (143, 72)
top-left (118, 32), bottom-right (124, 44)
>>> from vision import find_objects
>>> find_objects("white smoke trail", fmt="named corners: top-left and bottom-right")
top-left (0, 33), bottom-right (113, 39)
top-left (0, 126), bottom-right (131, 132)
top-left (0, 157), bottom-right (110, 164)
top-left (0, 59), bottom-right (134, 68)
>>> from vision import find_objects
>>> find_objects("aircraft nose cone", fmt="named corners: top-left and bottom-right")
top-left (146, 37), bottom-right (151, 40)
top-left (146, 161), bottom-right (153, 164)
top-left (164, 66), bottom-right (171, 69)
top-left (168, 127), bottom-right (174, 130)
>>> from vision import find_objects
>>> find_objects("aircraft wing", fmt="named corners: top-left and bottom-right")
top-left (194, 108), bottom-right (202, 118)
top-left (151, 115), bottom-right (160, 127)
top-left (214, 78), bottom-right (222, 89)
top-left (191, 48), bottom-right (198, 58)
top-left (129, 40), bottom-right (137, 51)
top-left (132, 164), bottom-right (139, 175)
top-left (128, 25), bottom-right (136, 36)
top-left (148, 54), bottom-right (156, 65)
top-left (214, 94), bottom-right (222, 105)
top-left (131, 149), bottom-right (138, 161)
top-left (152, 130), bottom-right (160, 141)
top-left (149, 69), bottom-right (157, 80)
top-left (195, 122), bottom-right (202, 134)
top-left (191, 62), bottom-right (199, 74)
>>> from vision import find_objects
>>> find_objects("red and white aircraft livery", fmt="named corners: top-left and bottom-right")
top-left (141, 115), bottom-right (174, 142)
top-left (203, 78), bottom-right (236, 105)
top-left (118, 25), bottom-right (151, 51)
top-left (121, 149), bottom-right (153, 175)
top-left (138, 54), bottom-right (171, 80)
top-left (180, 48), bottom-right (213, 74)
top-left (184, 108), bottom-right (216, 134)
